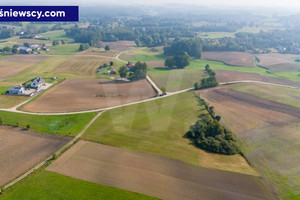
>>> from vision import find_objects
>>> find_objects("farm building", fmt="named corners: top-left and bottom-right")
top-left (108, 69), bottom-right (117, 75)
top-left (29, 43), bottom-right (41, 50)
top-left (17, 46), bottom-right (32, 53)
top-left (8, 85), bottom-right (25, 95)
top-left (31, 78), bottom-right (46, 89)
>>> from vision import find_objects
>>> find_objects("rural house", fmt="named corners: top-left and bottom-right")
top-left (31, 77), bottom-right (45, 89)
top-left (8, 85), bottom-right (25, 95)
top-left (108, 69), bottom-right (117, 75)
top-left (17, 46), bottom-right (32, 53)
top-left (29, 43), bottom-right (41, 50)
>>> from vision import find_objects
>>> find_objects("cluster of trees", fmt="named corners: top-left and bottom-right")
top-left (194, 64), bottom-right (218, 89)
top-left (79, 43), bottom-right (90, 51)
top-left (0, 28), bottom-right (14, 39)
top-left (194, 22), bottom-right (243, 32)
top-left (164, 52), bottom-right (190, 69)
top-left (164, 39), bottom-right (202, 58)
top-left (186, 97), bottom-right (240, 155)
top-left (118, 66), bottom-right (127, 78)
top-left (202, 28), bottom-right (300, 54)
top-left (129, 62), bottom-right (147, 81)
top-left (66, 25), bottom-right (102, 46)
top-left (52, 40), bottom-right (65, 46)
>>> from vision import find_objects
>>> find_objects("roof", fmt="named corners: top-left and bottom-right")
top-left (31, 77), bottom-right (45, 85)
top-left (8, 85), bottom-right (24, 92)
top-left (17, 46), bottom-right (32, 51)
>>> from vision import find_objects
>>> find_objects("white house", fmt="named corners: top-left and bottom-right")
top-left (17, 46), bottom-right (32, 53)
top-left (8, 85), bottom-right (25, 95)
top-left (31, 78), bottom-right (45, 89)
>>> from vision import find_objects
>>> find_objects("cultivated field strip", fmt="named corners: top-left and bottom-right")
top-left (47, 140), bottom-right (276, 200)
top-left (0, 126), bottom-right (71, 186)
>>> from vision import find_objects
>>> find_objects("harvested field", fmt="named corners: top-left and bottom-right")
top-left (77, 49), bottom-right (122, 57)
top-left (100, 41), bottom-right (136, 50)
top-left (256, 53), bottom-right (300, 67)
top-left (216, 70), bottom-right (300, 87)
top-left (200, 87), bottom-right (300, 133)
top-left (202, 51), bottom-right (254, 67)
top-left (200, 85), bottom-right (300, 198)
top-left (54, 56), bottom-right (116, 77)
top-left (22, 79), bottom-right (155, 113)
top-left (267, 63), bottom-right (300, 73)
top-left (146, 61), bottom-right (165, 67)
top-left (0, 126), bottom-right (70, 186)
top-left (47, 140), bottom-right (276, 200)
top-left (0, 55), bottom-right (47, 81)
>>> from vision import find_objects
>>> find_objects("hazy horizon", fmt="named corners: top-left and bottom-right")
top-left (2, 0), bottom-right (300, 10)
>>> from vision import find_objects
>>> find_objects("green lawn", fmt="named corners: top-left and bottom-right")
top-left (40, 30), bottom-right (73, 42)
top-left (121, 48), bottom-right (165, 62)
top-left (83, 92), bottom-right (257, 175)
top-left (0, 111), bottom-right (97, 136)
top-left (44, 43), bottom-right (80, 55)
top-left (0, 86), bottom-right (28, 108)
top-left (1, 171), bottom-right (160, 200)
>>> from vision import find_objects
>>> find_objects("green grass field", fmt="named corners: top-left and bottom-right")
top-left (44, 43), bottom-right (80, 55)
top-left (0, 86), bottom-right (28, 108)
top-left (40, 30), bottom-right (73, 42)
top-left (0, 111), bottom-right (97, 136)
top-left (121, 48), bottom-right (165, 62)
top-left (230, 83), bottom-right (300, 109)
top-left (83, 92), bottom-right (257, 175)
top-left (0, 171), bottom-right (160, 200)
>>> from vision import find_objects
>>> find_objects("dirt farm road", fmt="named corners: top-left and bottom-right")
top-left (1, 80), bottom-right (300, 115)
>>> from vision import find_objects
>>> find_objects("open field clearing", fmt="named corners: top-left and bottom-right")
top-left (0, 171), bottom-right (159, 200)
top-left (202, 51), bottom-right (254, 67)
top-left (21, 79), bottom-right (156, 113)
top-left (215, 70), bottom-right (300, 87)
top-left (83, 92), bottom-right (257, 175)
top-left (0, 126), bottom-right (70, 186)
top-left (77, 48), bottom-right (122, 57)
top-left (0, 86), bottom-right (28, 108)
top-left (1, 56), bottom-right (70, 85)
top-left (44, 43), bottom-right (80, 55)
top-left (198, 32), bottom-right (235, 39)
top-left (0, 111), bottom-right (97, 136)
top-left (120, 48), bottom-right (165, 62)
top-left (53, 56), bottom-right (117, 77)
top-left (0, 55), bottom-right (48, 82)
top-left (48, 140), bottom-right (275, 200)
top-left (256, 53), bottom-right (300, 67)
top-left (40, 30), bottom-right (73, 41)
top-left (230, 83), bottom-right (300, 109)
top-left (200, 85), bottom-right (300, 199)
top-left (101, 40), bottom-right (136, 50)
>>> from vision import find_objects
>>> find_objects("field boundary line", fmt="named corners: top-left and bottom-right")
top-left (0, 111), bottom-right (104, 192)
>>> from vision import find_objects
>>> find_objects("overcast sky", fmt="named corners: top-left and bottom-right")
top-left (5, 0), bottom-right (300, 9)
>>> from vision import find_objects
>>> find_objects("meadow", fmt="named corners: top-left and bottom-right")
top-left (0, 171), bottom-right (160, 200)
top-left (83, 91), bottom-right (257, 175)
top-left (0, 111), bottom-right (97, 136)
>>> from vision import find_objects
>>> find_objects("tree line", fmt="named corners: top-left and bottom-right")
top-left (194, 64), bottom-right (218, 89)
top-left (185, 95), bottom-right (240, 155)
